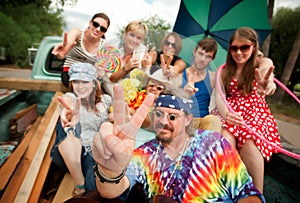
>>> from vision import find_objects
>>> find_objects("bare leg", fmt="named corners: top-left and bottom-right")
top-left (239, 139), bottom-right (264, 193)
top-left (221, 128), bottom-right (236, 148)
top-left (58, 134), bottom-right (85, 193)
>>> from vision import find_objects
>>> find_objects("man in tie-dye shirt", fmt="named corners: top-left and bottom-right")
top-left (92, 85), bottom-right (265, 203)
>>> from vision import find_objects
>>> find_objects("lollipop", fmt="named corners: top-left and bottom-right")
top-left (96, 46), bottom-right (122, 73)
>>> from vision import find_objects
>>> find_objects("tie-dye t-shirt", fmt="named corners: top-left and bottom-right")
top-left (125, 130), bottom-right (265, 203)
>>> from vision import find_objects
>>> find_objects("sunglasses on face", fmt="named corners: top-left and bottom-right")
top-left (230, 44), bottom-right (253, 53)
top-left (153, 110), bottom-right (181, 121)
top-left (92, 21), bottom-right (107, 33)
top-left (147, 82), bottom-right (165, 91)
top-left (164, 40), bottom-right (176, 49)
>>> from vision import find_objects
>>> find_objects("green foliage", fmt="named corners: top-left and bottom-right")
top-left (0, 12), bottom-right (31, 66)
top-left (0, 1), bottom-right (64, 67)
top-left (270, 6), bottom-right (300, 77)
top-left (294, 83), bottom-right (300, 91)
top-left (143, 14), bottom-right (172, 49)
top-left (114, 15), bottom-right (172, 50)
top-left (0, 0), bottom-right (52, 7)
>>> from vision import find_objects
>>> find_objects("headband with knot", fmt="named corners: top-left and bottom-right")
top-left (155, 95), bottom-right (192, 114)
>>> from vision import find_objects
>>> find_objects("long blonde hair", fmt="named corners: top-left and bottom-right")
top-left (223, 27), bottom-right (259, 95)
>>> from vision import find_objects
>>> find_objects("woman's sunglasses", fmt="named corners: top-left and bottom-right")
top-left (230, 44), bottom-right (253, 53)
top-left (164, 40), bottom-right (176, 49)
top-left (92, 21), bottom-right (107, 33)
top-left (148, 84), bottom-right (165, 91)
top-left (147, 80), bottom-right (165, 91)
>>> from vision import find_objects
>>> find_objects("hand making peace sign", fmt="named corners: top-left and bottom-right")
top-left (160, 54), bottom-right (174, 78)
top-left (57, 95), bottom-right (81, 129)
top-left (52, 32), bottom-right (77, 59)
top-left (184, 70), bottom-right (199, 95)
top-left (255, 66), bottom-right (276, 96)
top-left (92, 84), bottom-right (154, 174)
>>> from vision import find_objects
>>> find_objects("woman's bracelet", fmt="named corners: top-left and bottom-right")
top-left (64, 127), bottom-right (75, 134)
top-left (93, 164), bottom-right (126, 184)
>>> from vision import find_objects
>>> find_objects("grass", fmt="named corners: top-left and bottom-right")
top-left (267, 96), bottom-right (300, 125)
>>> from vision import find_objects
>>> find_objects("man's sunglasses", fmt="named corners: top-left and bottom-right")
top-left (92, 21), bottom-right (107, 33)
top-left (164, 40), bottom-right (176, 49)
top-left (230, 44), bottom-right (253, 53)
top-left (153, 110), bottom-right (181, 121)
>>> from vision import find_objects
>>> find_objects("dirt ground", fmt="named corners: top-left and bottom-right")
top-left (273, 113), bottom-right (300, 126)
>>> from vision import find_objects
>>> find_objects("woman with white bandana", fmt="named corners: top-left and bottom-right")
top-left (51, 62), bottom-right (112, 195)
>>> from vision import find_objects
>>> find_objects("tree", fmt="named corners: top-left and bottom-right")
top-left (261, 0), bottom-right (274, 57)
top-left (270, 6), bottom-right (300, 101)
top-left (114, 15), bottom-right (172, 50)
top-left (143, 14), bottom-right (172, 49)
top-left (0, 0), bottom-right (67, 67)
top-left (0, 12), bottom-right (31, 65)
top-left (273, 27), bottom-right (300, 101)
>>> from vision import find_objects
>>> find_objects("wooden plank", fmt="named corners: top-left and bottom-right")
top-left (52, 173), bottom-right (74, 203)
top-left (14, 92), bottom-right (62, 203)
top-left (0, 92), bottom-right (62, 203)
top-left (13, 104), bottom-right (37, 120)
top-left (0, 77), bottom-right (70, 92)
top-left (0, 116), bottom-right (42, 192)
top-left (28, 131), bottom-right (56, 203)
top-left (0, 67), bottom-right (31, 78)
top-left (10, 104), bottom-right (38, 137)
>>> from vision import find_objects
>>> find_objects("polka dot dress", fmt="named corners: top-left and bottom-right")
top-left (222, 79), bottom-right (281, 161)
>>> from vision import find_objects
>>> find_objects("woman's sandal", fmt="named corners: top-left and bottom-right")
top-left (73, 184), bottom-right (85, 196)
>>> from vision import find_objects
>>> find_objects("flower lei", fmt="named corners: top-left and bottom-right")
top-left (121, 69), bottom-right (147, 110)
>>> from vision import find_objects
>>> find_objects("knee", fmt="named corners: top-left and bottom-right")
top-left (240, 139), bottom-right (262, 158)
top-left (221, 130), bottom-right (236, 147)
top-left (243, 139), bottom-right (257, 149)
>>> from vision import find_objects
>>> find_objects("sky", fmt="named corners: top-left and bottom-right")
top-left (62, 0), bottom-right (181, 39)
top-left (60, 0), bottom-right (300, 40)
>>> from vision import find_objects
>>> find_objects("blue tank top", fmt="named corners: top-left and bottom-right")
top-left (182, 68), bottom-right (212, 117)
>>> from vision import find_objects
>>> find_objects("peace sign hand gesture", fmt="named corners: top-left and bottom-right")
top-left (58, 94), bottom-right (81, 129)
top-left (52, 32), bottom-right (77, 60)
top-left (92, 84), bottom-right (154, 174)
top-left (160, 54), bottom-right (174, 78)
top-left (184, 70), bottom-right (199, 95)
top-left (255, 66), bottom-right (276, 96)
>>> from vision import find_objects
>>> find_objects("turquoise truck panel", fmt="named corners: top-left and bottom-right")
top-left (31, 36), bottom-right (64, 81)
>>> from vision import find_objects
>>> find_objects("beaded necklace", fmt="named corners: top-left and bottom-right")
top-left (151, 137), bottom-right (190, 196)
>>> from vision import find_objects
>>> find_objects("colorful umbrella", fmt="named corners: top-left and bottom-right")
top-left (173, 0), bottom-right (272, 70)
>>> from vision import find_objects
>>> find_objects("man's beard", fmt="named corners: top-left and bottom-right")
top-left (155, 123), bottom-right (174, 144)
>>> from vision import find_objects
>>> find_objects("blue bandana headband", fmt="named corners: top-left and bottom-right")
top-left (155, 95), bottom-right (193, 114)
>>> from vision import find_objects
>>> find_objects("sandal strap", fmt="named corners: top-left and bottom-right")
top-left (75, 184), bottom-right (85, 190)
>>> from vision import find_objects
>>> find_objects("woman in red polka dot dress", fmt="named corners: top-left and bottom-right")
top-left (214, 27), bottom-right (281, 194)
